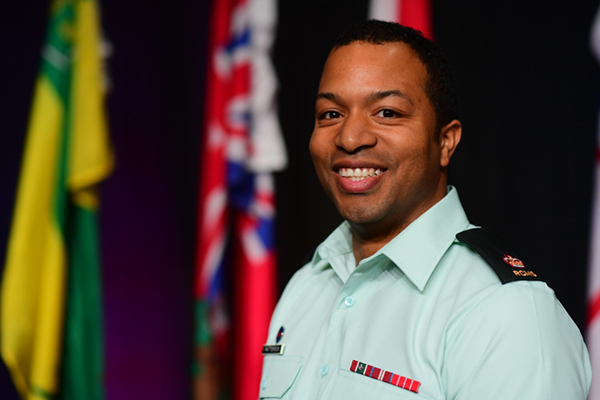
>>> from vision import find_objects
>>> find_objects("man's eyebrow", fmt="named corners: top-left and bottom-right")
top-left (367, 90), bottom-right (413, 105)
top-left (316, 92), bottom-right (338, 101)
top-left (316, 90), bottom-right (414, 105)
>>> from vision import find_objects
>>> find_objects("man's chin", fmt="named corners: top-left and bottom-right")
top-left (338, 207), bottom-right (384, 226)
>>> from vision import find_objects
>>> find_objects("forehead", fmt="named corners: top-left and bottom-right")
top-left (319, 42), bottom-right (428, 98)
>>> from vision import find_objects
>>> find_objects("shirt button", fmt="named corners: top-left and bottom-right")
top-left (320, 364), bottom-right (329, 376)
top-left (344, 296), bottom-right (355, 307)
top-left (261, 377), bottom-right (268, 390)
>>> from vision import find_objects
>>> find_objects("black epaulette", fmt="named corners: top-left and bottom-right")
top-left (456, 227), bottom-right (543, 284)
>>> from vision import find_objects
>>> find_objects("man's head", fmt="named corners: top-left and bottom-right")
top-left (333, 20), bottom-right (458, 135)
top-left (309, 20), bottom-right (462, 243)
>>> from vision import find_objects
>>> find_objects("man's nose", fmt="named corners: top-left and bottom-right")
top-left (333, 113), bottom-right (377, 153)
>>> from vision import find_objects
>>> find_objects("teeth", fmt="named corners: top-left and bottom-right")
top-left (338, 167), bottom-right (383, 181)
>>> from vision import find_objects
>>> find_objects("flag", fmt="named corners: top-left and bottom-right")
top-left (193, 0), bottom-right (286, 399)
top-left (587, 5), bottom-right (600, 399)
top-left (369, 0), bottom-right (434, 39)
top-left (0, 0), bottom-right (111, 399)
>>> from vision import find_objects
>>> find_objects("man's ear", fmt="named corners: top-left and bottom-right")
top-left (439, 120), bottom-right (462, 168)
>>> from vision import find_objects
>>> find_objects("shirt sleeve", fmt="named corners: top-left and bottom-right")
top-left (442, 281), bottom-right (591, 400)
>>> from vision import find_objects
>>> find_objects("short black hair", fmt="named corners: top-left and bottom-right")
top-left (332, 20), bottom-right (458, 135)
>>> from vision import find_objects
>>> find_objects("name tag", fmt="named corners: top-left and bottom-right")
top-left (262, 344), bottom-right (285, 355)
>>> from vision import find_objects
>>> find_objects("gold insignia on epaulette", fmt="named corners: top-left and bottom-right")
top-left (512, 270), bottom-right (537, 277)
top-left (503, 255), bottom-right (525, 268)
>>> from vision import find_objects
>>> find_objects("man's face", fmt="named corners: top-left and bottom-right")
top-left (309, 42), bottom-right (450, 236)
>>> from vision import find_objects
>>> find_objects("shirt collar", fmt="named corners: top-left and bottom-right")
top-left (380, 186), bottom-right (470, 291)
top-left (312, 186), bottom-right (470, 291)
top-left (312, 221), bottom-right (354, 281)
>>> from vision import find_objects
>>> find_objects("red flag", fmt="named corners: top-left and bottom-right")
top-left (587, 5), bottom-right (600, 398)
top-left (193, 0), bottom-right (285, 399)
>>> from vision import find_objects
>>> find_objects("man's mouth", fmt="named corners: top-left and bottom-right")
top-left (338, 167), bottom-right (384, 182)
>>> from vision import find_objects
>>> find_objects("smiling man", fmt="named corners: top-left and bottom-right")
top-left (259, 21), bottom-right (591, 399)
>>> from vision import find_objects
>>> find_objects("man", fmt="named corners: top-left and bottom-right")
top-left (259, 20), bottom-right (591, 399)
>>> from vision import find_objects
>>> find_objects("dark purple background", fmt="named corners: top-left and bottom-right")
top-left (0, 1), bottom-right (210, 398)
top-left (1, 1), bottom-right (599, 399)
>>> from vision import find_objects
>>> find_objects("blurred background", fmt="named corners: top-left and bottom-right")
top-left (1, 0), bottom-right (599, 399)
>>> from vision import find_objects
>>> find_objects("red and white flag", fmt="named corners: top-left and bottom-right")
top-left (587, 5), bottom-right (600, 399)
top-left (369, 0), bottom-right (433, 40)
top-left (193, 0), bottom-right (285, 399)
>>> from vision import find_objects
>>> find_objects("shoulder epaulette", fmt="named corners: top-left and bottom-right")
top-left (456, 227), bottom-right (543, 284)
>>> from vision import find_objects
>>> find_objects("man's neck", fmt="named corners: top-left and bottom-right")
top-left (350, 218), bottom-right (412, 264)
top-left (349, 185), bottom-right (449, 264)
top-left (351, 233), bottom-right (393, 264)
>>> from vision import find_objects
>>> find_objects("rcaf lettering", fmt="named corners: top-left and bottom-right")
top-left (512, 270), bottom-right (537, 277)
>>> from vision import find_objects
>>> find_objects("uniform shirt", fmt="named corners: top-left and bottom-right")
top-left (259, 187), bottom-right (592, 399)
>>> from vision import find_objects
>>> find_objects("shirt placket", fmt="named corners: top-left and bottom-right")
top-left (316, 256), bottom-right (379, 399)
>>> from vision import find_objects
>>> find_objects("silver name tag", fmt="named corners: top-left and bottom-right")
top-left (262, 344), bottom-right (285, 355)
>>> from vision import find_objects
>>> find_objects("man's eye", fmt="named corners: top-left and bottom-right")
top-left (320, 111), bottom-right (342, 119)
top-left (376, 109), bottom-right (399, 118)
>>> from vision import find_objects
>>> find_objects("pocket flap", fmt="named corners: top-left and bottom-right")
top-left (259, 356), bottom-right (304, 399)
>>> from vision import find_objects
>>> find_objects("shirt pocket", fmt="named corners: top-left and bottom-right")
top-left (259, 356), bottom-right (304, 399)
top-left (331, 369), bottom-right (434, 400)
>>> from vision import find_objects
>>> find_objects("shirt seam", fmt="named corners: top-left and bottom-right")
top-left (529, 289), bottom-right (547, 400)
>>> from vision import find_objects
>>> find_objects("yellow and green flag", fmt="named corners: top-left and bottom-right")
top-left (0, 0), bottom-right (112, 399)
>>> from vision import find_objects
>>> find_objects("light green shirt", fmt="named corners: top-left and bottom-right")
top-left (260, 187), bottom-right (591, 399)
